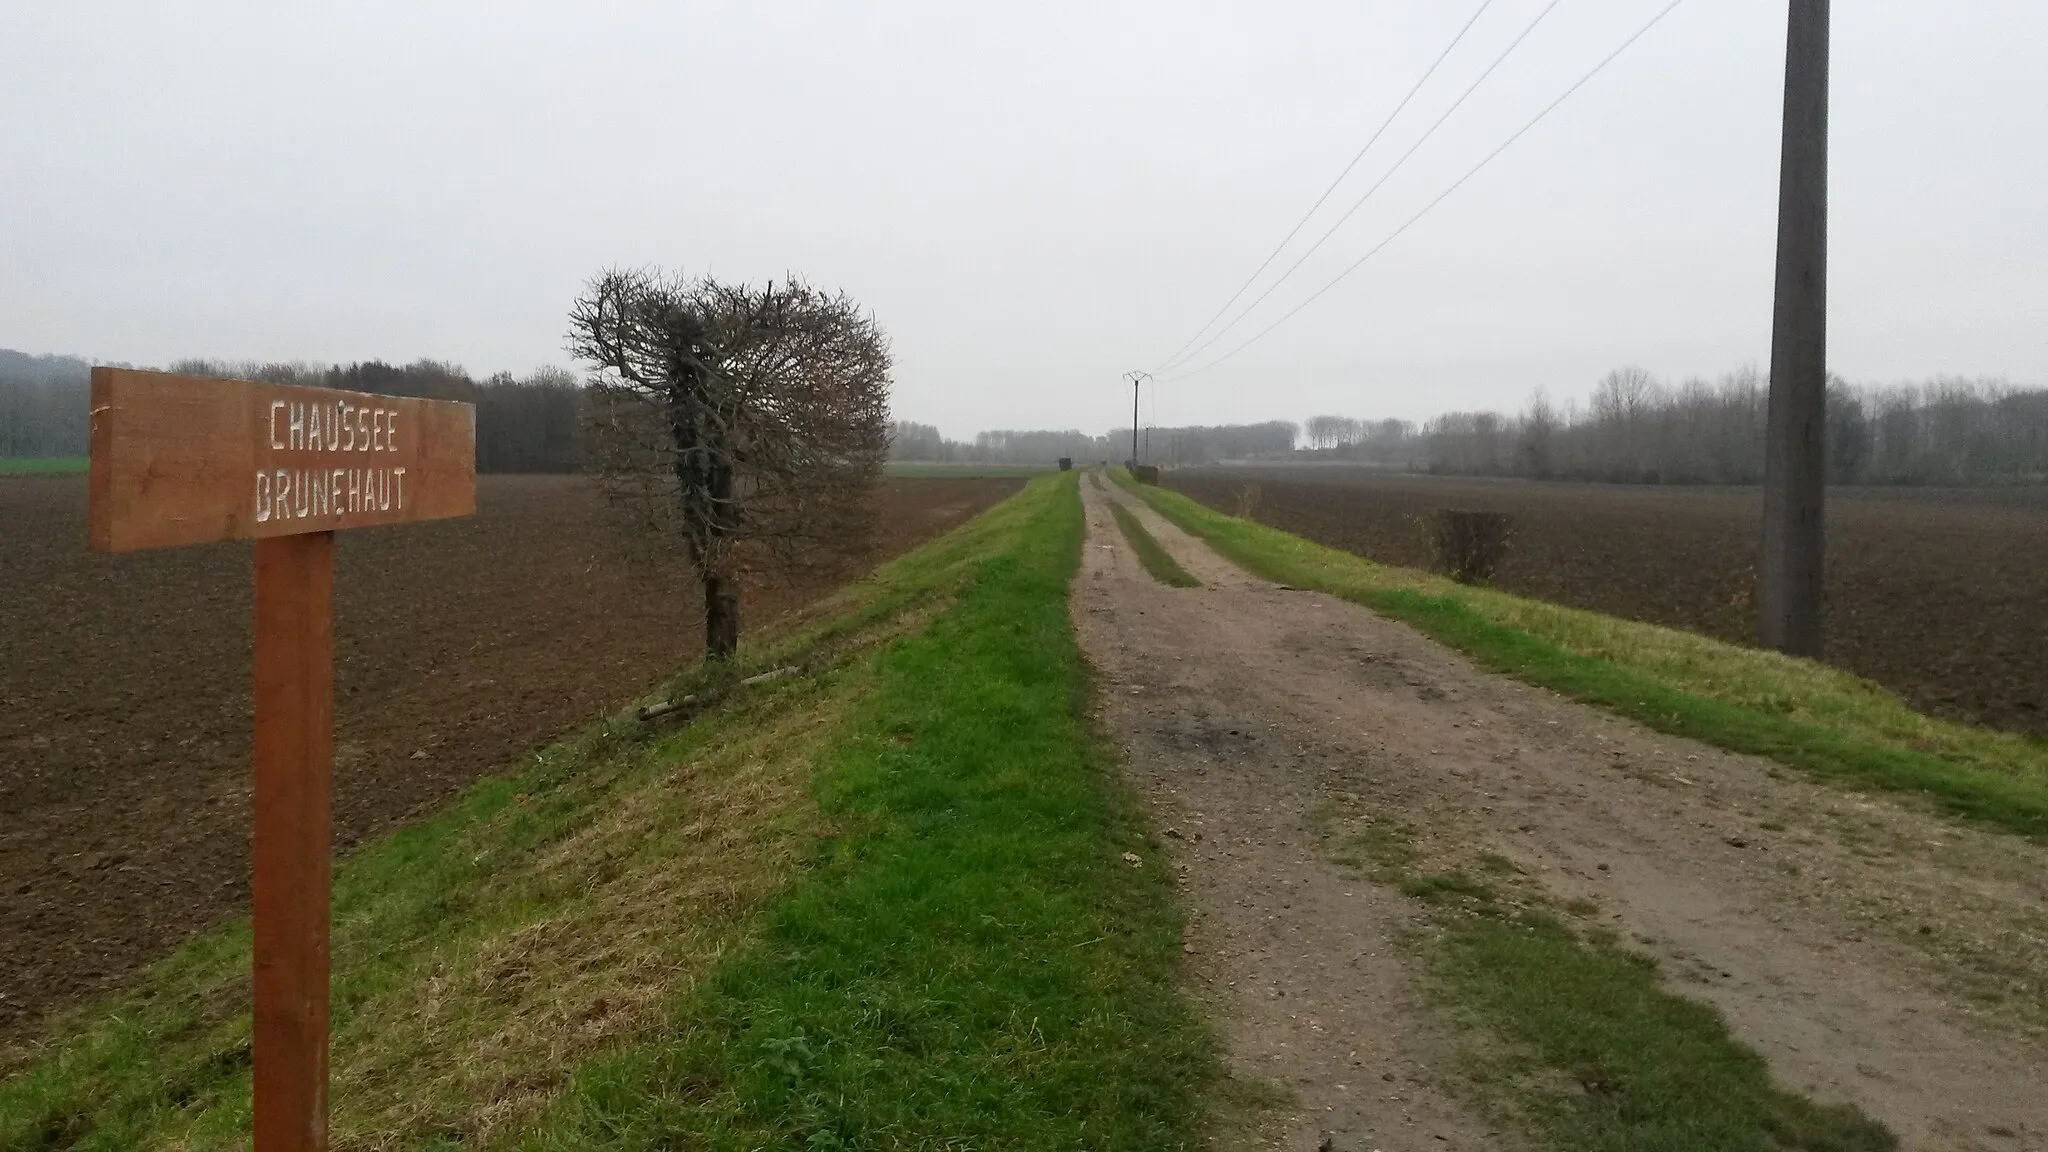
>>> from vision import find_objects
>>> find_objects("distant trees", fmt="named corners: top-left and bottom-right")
top-left (1423, 411), bottom-right (1510, 475)
top-left (881, 421), bottom-right (1299, 467)
top-left (1290, 369), bottom-right (2048, 486)
top-left (1304, 415), bottom-right (1346, 450)
top-left (974, 429), bottom-right (1112, 465)
top-left (472, 367), bottom-right (582, 473)
top-left (1517, 388), bottom-right (1557, 476)
top-left (0, 350), bottom-right (93, 457)
top-left (1859, 379), bottom-right (2048, 484)
top-left (1110, 420), bottom-right (1298, 466)
top-left (14, 342), bottom-right (2040, 490)
top-left (0, 351), bottom-right (585, 471)
top-left (888, 421), bottom-right (954, 462)
top-left (175, 358), bottom-right (587, 472)
top-left (1407, 368), bottom-right (2048, 486)
top-left (570, 268), bottom-right (891, 660)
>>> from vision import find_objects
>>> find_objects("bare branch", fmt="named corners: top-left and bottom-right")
top-left (569, 268), bottom-right (893, 659)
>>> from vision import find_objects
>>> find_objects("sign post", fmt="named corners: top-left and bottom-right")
top-left (89, 367), bottom-right (476, 1150)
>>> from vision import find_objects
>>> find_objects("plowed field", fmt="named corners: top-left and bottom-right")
top-left (0, 473), bottom-right (1020, 1043)
top-left (1165, 466), bottom-right (2048, 738)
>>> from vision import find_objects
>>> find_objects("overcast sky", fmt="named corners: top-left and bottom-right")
top-left (4, 1), bottom-right (2042, 438)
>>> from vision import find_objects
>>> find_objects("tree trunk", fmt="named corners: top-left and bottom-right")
top-left (701, 450), bottom-right (740, 660)
top-left (703, 567), bottom-right (741, 660)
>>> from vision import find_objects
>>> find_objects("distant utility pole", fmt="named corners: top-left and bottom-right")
top-left (1123, 371), bottom-right (1151, 464)
top-left (1759, 0), bottom-right (1829, 657)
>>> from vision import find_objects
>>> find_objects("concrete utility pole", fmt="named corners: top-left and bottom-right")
top-left (1759, 0), bottom-right (1829, 657)
top-left (1123, 371), bottom-right (1151, 464)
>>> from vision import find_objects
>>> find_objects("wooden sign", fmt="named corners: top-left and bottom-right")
top-left (89, 368), bottom-right (475, 553)
top-left (89, 367), bottom-right (478, 1152)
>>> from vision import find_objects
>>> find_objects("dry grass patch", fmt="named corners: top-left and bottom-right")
top-left (326, 678), bottom-right (852, 1148)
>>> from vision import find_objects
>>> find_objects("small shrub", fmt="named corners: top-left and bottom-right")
top-left (1431, 510), bottom-right (1512, 585)
top-left (1233, 484), bottom-right (1263, 521)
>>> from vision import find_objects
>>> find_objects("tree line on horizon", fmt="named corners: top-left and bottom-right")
top-left (0, 349), bottom-right (582, 472)
top-left (7, 348), bottom-right (2043, 485)
top-left (886, 420), bottom-right (1300, 467)
top-left (1304, 367), bottom-right (2048, 486)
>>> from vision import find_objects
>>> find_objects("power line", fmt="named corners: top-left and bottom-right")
top-left (1152, 0), bottom-right (1499, 375)
top-left (1163, 0), bottom-right (1688, 383)
top-left (1165, 0), bottom-right (1567, 372)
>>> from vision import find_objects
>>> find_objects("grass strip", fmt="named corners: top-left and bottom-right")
top-left (1436, 897), bottom-right (1895, 1151)
top-left (1109, 501), bottom-right (1201, 588)
top-left (1320, 812), bottom-right (1896, 1151)
top-left (0, 457), bottom-right (87, 475)
top-left (523, 470), bottom-right (1213, 1149)
top-left (4, 475), bottom-right (1163, 1148)
top-left (1119, 471), bottom-right (2048, 840)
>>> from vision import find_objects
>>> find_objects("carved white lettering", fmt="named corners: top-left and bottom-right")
top-left (253, 392), bottom-right (430, 525)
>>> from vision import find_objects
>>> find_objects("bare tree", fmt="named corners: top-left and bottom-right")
top-left (1517, 387), bottom-right (1557, 477)
top-left (1305, 414), bottom-right (1347, 451)
top-left (1590, 365), bottom-right (1662, 478)
top-left (569, 268), bottom-right (891, 660)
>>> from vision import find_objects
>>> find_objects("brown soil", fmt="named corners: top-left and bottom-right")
top-left (1164, 467), bottom-right (2048, 738)
top-left (1075, 476), bottom-right (2048, 1152)
top-left (0, 473), bottom-right (1019, 1044)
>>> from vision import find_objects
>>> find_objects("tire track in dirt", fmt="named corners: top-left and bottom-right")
top-left (1073, 475), bottom-right (2048, 1152)
top-left (1075, 478), bottom-right (1503, 1152)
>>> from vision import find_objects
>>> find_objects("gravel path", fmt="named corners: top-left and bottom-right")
top-left (1071, 475), bottom-right (2048, 1152)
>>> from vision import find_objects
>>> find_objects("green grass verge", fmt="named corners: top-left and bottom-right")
top-left (2, 473), bottom-right (1214, 1149)
top-left (1436, 899), bottom-right (1894, 1151)
top-left (524, 469), bottom-right (1211, 1149)
top-left (1322, 813), bottom-right (1895, 1151)
top-left (1117, 471), bottom-right (2048, 840)
top-left (1109, 502), bottom-right (1201, 588)
top-left (0, 457), bottom-right (87, 475)
top-left (884, 462), bottom-right (1054, 478)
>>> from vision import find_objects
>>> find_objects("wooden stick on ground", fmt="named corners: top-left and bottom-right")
top-left (632, 665), bottom-right (800, 722)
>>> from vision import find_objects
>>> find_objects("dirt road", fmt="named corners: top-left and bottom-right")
top-left (1072, 475), bottom-right (2048, 1152)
